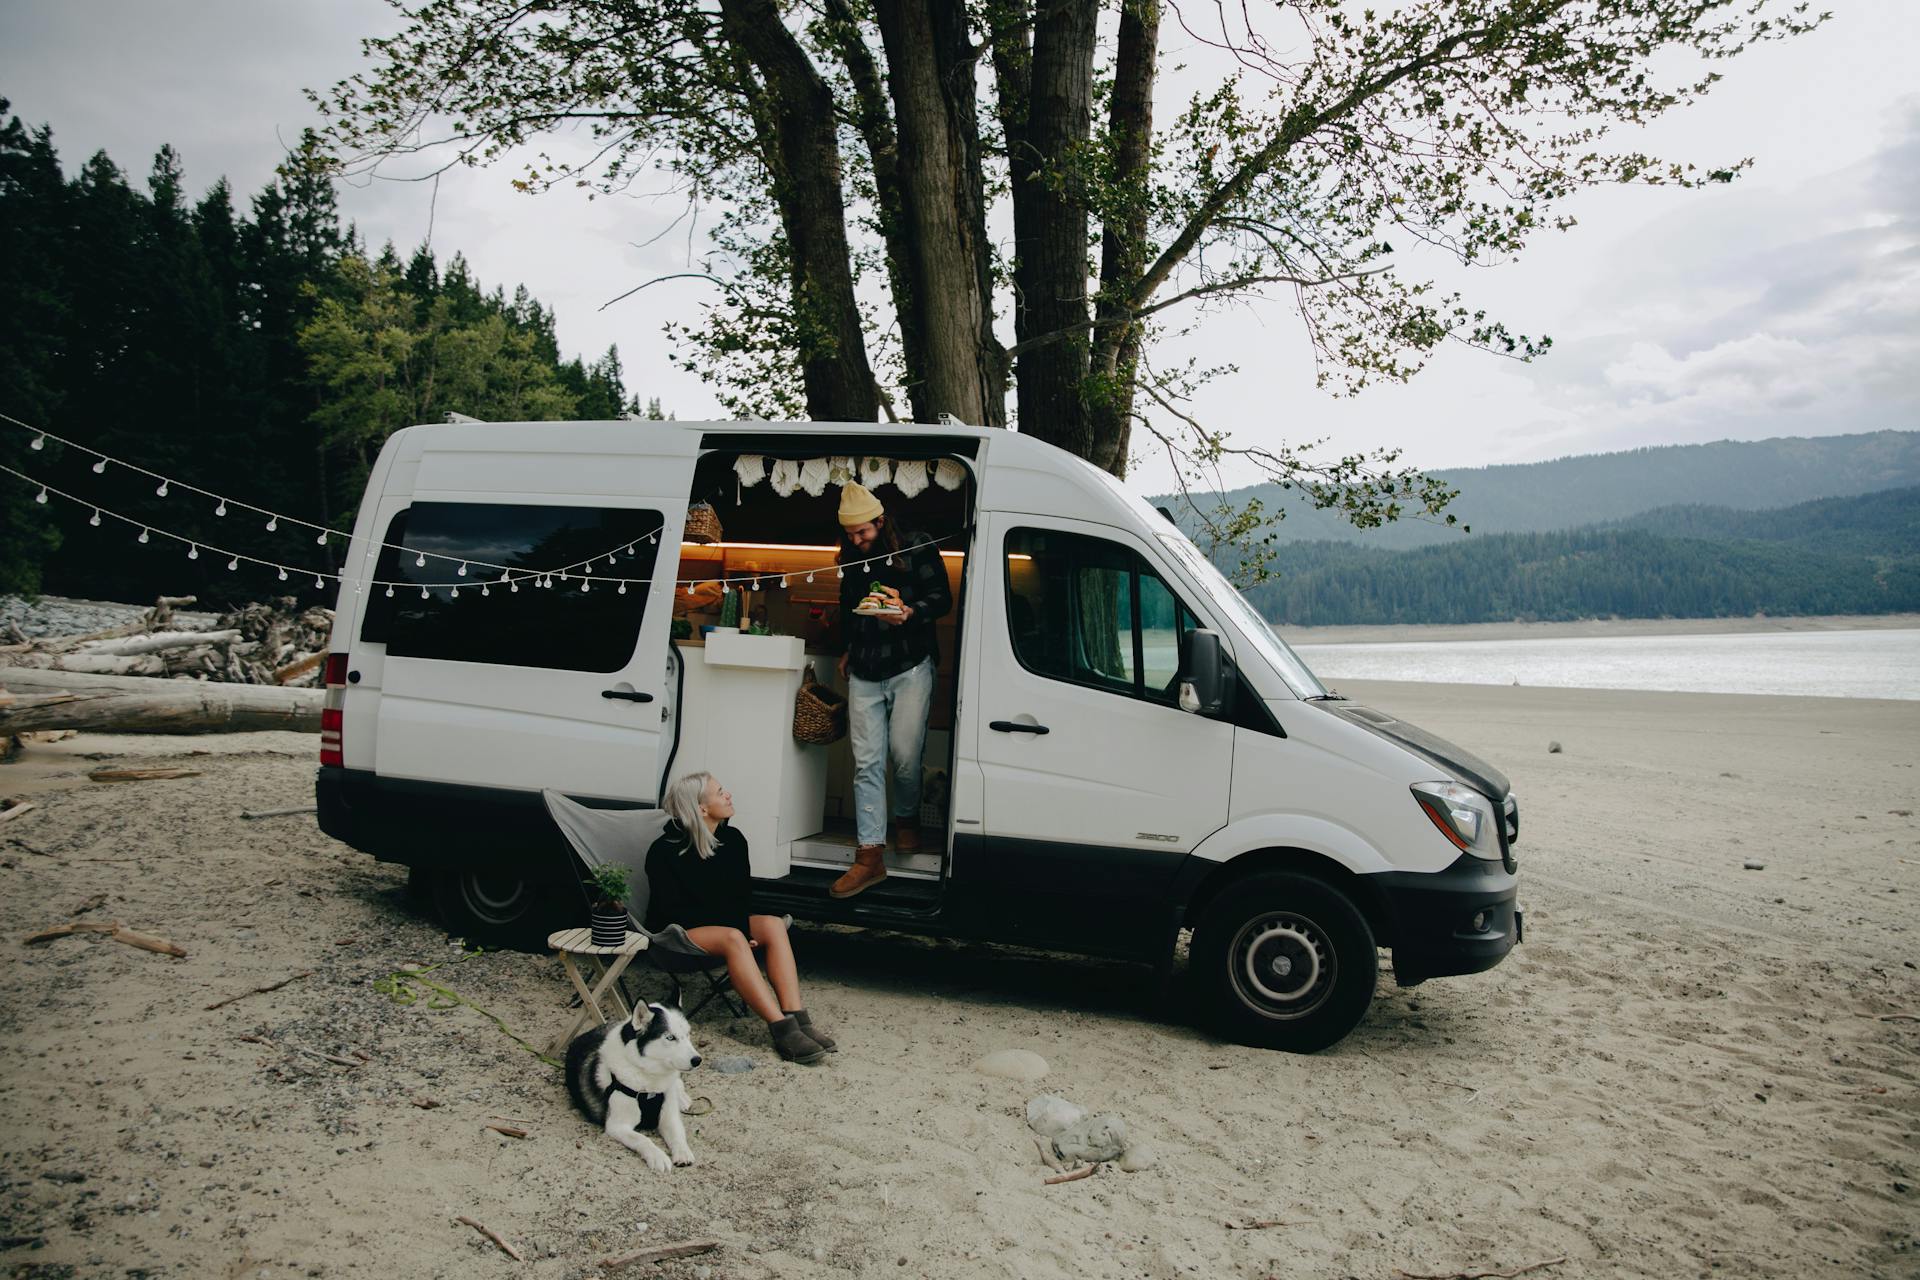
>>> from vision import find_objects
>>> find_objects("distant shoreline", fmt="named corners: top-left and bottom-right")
top-left (1277, 612), bottom-right (1920, 646)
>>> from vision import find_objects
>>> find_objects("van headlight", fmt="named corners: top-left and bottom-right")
top-left (1411, 781), bottom-right (1502, 860)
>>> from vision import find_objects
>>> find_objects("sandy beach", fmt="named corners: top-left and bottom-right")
top-left (1, 679), bottom-right (1915, 1279)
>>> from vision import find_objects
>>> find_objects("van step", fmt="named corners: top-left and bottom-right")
top-left (755, 865), bottom-right (942, 912)
top-left (788, 832), bottom-right (943, 881)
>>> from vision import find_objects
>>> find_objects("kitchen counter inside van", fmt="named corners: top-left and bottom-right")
top-left (669, 633), bottom-right (829, 879)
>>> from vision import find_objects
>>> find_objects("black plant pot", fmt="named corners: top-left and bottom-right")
top-left (590, 905), bottom-right (629, 948)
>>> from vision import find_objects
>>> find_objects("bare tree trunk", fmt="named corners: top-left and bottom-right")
top-left (1086, 0), bottom-right (1160, 479)
top-left (719, 0), bottom-right (878, 423)
top-left (0, 667), bottom-right (323, 734)
top-left (873, 0), bottom-right (1007, 427)
top-left (997, 0), bottom-right (1098, 455)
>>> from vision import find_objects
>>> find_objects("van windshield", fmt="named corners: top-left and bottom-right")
top-left (1156, 531), bottom-right (1327, 700)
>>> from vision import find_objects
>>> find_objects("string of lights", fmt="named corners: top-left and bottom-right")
top-left (1, 410), bottom-right (663, 580)
top-left (5, 462), bottom-right (962, 600)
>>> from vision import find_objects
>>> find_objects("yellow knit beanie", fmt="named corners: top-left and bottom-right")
top-left (837, 482), bottom-right (885, 527)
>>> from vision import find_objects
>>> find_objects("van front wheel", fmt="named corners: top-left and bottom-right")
top-left (429, 866), bottom-right (561, 950)
top-left (1191, 872), bottom-right (1376, 1053)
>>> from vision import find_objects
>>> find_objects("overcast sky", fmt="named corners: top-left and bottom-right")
top-left (2, 0), bottom-right (1914, 494)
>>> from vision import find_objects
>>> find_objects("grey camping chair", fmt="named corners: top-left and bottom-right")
top-left (541, 790), bottom-right (749, 1020)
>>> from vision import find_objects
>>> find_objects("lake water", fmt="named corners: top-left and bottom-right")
top-left (1287, 628), bottom-right (1920, 701)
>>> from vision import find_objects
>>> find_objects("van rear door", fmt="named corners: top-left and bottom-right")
top-left (355, 432), bottom-right (696, 803)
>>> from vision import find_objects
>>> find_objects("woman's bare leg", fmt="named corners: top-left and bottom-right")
top-left (749, 914), bottom-right (802, 1011)
top-left (684, 925), bottom-right (781, 1023)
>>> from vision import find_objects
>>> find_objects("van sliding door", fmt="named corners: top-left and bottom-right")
top-left (360, 437), bottom-right (696, 802)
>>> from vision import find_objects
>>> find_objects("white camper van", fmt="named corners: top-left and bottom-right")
top-left (316, 421), bottom-right (1521, 1052)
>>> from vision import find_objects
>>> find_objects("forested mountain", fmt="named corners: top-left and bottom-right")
top-left (1165, 430), bottom-right (1920, 550)
top-left (0, 103), bottom-right (659, 602)
top-left (1239, 487), bottom-right (1920, 626)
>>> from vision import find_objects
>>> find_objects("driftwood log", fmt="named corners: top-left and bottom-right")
top-left (0, 667), bottom-right (322, 734)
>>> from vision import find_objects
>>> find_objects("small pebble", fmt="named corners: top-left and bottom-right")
top-left (1742, 859), bottom-right (1765, 871)
top-left (975, 1049), bottom-right (1048, 1081)
top-left (1546, 741), bottom-right (1562, 754)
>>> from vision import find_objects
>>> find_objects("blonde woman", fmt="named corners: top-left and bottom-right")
top-left (645, 772), bottom-right (835, 1064)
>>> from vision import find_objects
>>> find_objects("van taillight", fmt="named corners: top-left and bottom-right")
top-left (320, 653), bottom-right (347, 767)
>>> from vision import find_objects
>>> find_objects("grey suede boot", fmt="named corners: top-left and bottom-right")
top-left (787, 1009), bottom-right (838, 1053)
top-left (769, 1015), bottom-right (827, 1065)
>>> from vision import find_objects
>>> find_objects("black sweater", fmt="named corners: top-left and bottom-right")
top-left (644, 820), bottom-right (752, 937)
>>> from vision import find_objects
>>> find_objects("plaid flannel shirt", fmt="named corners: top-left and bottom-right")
top-left (838, 530), bottom-right (951, 682)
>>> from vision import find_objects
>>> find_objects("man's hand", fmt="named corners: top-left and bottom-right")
top-left (878, 585), bottom-right (913, 627)
top-left (836, 652), bottom-right (849, 680)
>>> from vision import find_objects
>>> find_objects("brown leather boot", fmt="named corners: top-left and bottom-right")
top-left (830, 844), bottom-right (888, 898)
top-left (893, 818), bottom-right (920, 853)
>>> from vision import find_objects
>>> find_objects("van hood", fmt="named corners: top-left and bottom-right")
top-left (1310, 701), bottom-right (1512, 802)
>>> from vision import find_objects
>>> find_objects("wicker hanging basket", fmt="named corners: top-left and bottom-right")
top-left (793, 667), bottom-right (847, 745)
top-left (684, 502), bottom-right (724, 544)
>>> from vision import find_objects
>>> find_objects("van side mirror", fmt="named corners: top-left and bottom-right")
top-left (1179, 628), bottom-right (1227, 715)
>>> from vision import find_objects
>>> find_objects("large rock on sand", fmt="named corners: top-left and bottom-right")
top-left (974, 1049), bottom-right (1049, 1081)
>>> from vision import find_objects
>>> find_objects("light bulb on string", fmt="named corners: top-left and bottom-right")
top-left (313, 574), bottom-right (324, 588)
top-left (187, 544), bottom-right (199, 560)
top-left (30, 433), bottom-right (45, 450)
top-left (450, 586), bottom-right (459, 598)
top-left (687, 583), bottom-right (696, 595)
top-left (559, 571), bottom-right (569, 582)
top-left (751, 578), bottom-right (761, 590)
top-left (607, 553), bottom-right (616, 565)
top-left (510, 580), bottom-right (519, 593)
top-left (580, 579), bottom-right (590, 593)
top-left (34, 486), bottom-right (47, 504)
top-left (385, 584), bottom-right (394, 597)
top-left (91, 458), bottom-right (106, 474)
top-left (215, 499), bottom-right (227, 517)
top-left (227, 556), bottom-right (239, 571)
top-left (421, 586), bottom-right (430, 599)
top-left (278, 567), bottom-right (289, 582)
top-left (315, 531), bottom-right (327, 546)
top-left (138, 528), bottom-right (149, 544)
top-left (416, 552), bottom-right (426, 567)
top-left (265, 516), bottom-right (277, 531)
top-left (779, 575), bottom-right (788, 588)
top-left (806, 572), bottom-right (815, 583)
top-left (583, 563), bottom-right (592, 575)
top-left (617, 581), bottom-right (627, 594)
top-left (647, 533), bottom-right (657, 544)
top-left (457, 562), bottom-right (468, 577)
top-left (886, 554), bottom-right (894, 566)
top-left (481, 584), bottom-right (489, 597)
top-left (89, 509), bottom-right (101, 527)
top-left (156, 481), bottom-right (169, 497)
top-left (835, 566), bottom-right (844, 579)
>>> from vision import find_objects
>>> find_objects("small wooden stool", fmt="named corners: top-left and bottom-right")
top-left (546, 927), bottom-right (649, 1056)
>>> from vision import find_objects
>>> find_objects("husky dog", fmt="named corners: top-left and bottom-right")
top-left (564, 1002), bottom-right (702, 1171)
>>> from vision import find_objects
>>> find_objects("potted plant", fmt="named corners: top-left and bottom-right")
top-left (587, 864), bottom-right (632, 947)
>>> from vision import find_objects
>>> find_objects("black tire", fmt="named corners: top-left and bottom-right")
top-left (1190, 871), bottom-right (1377, 1053)
top-left (428, 864), bottom-right (564, 951)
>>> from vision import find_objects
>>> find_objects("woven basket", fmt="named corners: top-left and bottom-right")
top-left (684, 502), bottom-right (723, 544)
top-left (793, 667), bottom-right (847, 745)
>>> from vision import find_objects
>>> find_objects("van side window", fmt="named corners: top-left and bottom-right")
top-left (1005, 528), bottom-right (1197, 704)
top-left (359, 502), bottom-right (663, 672)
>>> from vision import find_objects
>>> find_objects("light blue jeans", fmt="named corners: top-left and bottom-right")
top-left (848, 657), bottom-right (935, 847)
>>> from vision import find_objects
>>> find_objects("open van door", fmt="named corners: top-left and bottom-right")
top-left (353, 429), bottom-right (698, 803)
top-left (956, 512), bottom-right (1234, 954)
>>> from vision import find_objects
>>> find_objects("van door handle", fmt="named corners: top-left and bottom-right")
top-left (601, 689), bottom-right (655, 703)
top-left (989, 720), bottom-right (1049, 735)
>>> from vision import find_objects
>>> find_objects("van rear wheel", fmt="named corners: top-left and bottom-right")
top-left (429, 866), bottom-right (562, 950)
top-left (1191, 872), bottom-right (1376, 1053)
